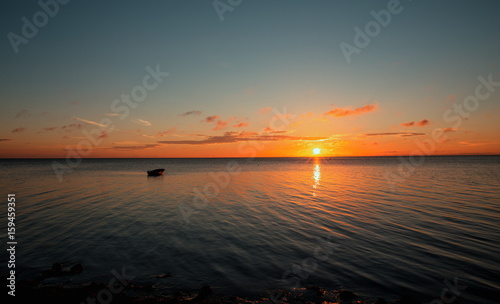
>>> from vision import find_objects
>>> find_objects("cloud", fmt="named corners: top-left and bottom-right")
top-left (12, 127), bottom-right (26, 133)
top-left (98, 131), bottom-right (109, 139)
top-left (324, 103), bottom-right (379, 117)
top-left (233, 122), bottom-right (249, 128)
top-left (67, 123), bottom-right (83, 129)
top-left (111, 143), bottom-right (160, 150)
top-left (416, 119), bottom-right (430, 126)
top-left (400, 121), bottom-right (415, 127)
top-left (213, 120), bottom-right (229, 130)
top-left (204, 115), bottom-right (220, 122)
top-left (458, 141), bottom-right (488, 147)
top-left (15, 109), bottom-right (30, 118)
top-left (158, 127), bottom-right (177, 136)
top-left (158, 131), bottom-right (327, 145)
top-left (0, 139), bottom-right (13, 142)
top-left (263, 127), bottom-right (292, 134)
top-left (365, 132), bottom-right (425, 137)
top-left (133, 118), bottom-right (152, 127)
top-left (41, 124), bottom-right (83, 133)
top-left (400, 119), bottom-right (430, 127)
top-left (106, 113), bottom-right (122, 117)
top-left (259, 107), bottom-right (272, 114)
top-left (179, 110), bottom-right (202, 117)
top-left (139, 127), bottom-right (177, 138)
top-left (211, 117), bottom-right (237, 131)
top-left (441, 127), bottom-right (458, 133)
top-left (203, 115), bottom-right (237, 130)
top-left (224, 131), bottom-right (258, 137)
top-left (73, 117), bottom-right (107, 127)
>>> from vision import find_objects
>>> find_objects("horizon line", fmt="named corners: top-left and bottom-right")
top-left (1, 154), bottom-right (499, 160)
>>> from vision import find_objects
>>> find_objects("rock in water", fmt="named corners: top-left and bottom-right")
top-left (193, 285), bottom-right (213, 302)
top-left (338, 290), bottom-right (358, 300)
top-left (70, 263), bottom-right (83, 274)
top-left (396, 295), bottom-right (419, 304)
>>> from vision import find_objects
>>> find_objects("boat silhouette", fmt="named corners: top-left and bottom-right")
top-left (147, 168), bottom-right (165, 176)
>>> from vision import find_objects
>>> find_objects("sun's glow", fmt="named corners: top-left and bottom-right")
top-left (313, 148), bottom-right (321, 155)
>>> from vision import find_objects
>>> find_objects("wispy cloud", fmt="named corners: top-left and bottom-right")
top-left (179, 110), bottom-right (202, 117)
top-left (11, 127), bottom-right (26, 133)
top-left (158, 131), bottom-right (327, 145)
top-left (40, 124), bottom-right (83, 133)
top-left (400, 121), bottom-right (415, 127)
top-left (106, 113), bottom-right (121, 117)
top-left (62, 123), bottom-right (83, 130)
top-left (15, 109), bottom-right (30, 118)
top-left (204, 115), bottom-right (220, 123)
top-left (158, 127), bottom-right (177, 136)
top-left (324, 103), bottom-right (379, 117)
top-left (401, 119), bottom-right (430, 127)
top-left (416, 119), bottom-right (430, 126)
top-left (212, 118), bottom-right (236, 131)
top-left (137, 127), bottom-right (177, 138)
top-left (264, 127), bottom-right (293, 134)
top-left (73, 117), bottom-right (107, 127)
top-left (203, 115), bottom-right (239, 130)
top-left (110, 143), bottom-right (160, 150)
top-left (98, 131), bottom-right (109, 139)
top-left (233, 122), bottom-right (249, 128)
top-left (458, 141), bottom-right (489, 147)
top-left (213, 120), bottom-right (229, 131)
top-left (133, 118), bottom-right (152, 127)
top-left (365, 132), bottom-right (425, 137)
top-left (0, 139), bottom-right (13, 142)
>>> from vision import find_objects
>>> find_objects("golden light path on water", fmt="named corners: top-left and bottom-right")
top-left (312, 159), bottom-right (321, 196)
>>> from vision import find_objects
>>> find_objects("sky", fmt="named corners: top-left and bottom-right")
top-left (1, 0), bottom-right (499, 158)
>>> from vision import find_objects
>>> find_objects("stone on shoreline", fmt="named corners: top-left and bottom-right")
top-left (338, 289), bottom-right (358, 300)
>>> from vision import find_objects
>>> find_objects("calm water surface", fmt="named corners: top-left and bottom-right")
top-left (0, 157), bottom-right (499, 303)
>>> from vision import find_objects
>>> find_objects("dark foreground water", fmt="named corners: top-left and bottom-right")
top-left (1, 156), bottom-right (499, 303)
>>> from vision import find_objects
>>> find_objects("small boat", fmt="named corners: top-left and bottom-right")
top-left (147, 168), bottom-right (165, 176)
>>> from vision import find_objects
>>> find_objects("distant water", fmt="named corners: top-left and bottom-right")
top-left (1, 157), bottom-right (499, 303)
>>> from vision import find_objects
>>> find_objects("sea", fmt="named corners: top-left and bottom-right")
top-left (0, 156), bottom-right (499, 303)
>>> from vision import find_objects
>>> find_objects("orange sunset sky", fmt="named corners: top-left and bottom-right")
top-left (1, 1), bottom-right (499, 158)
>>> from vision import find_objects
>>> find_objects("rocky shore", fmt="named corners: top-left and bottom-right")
top-left (11, 263), bottom-right (427, 304)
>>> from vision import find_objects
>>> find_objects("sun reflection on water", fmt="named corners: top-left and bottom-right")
top-left (312, 162), bottom-right (321, 195)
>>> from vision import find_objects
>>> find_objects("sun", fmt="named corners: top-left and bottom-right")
top-left (313, 148), bottom-right (321, 155)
